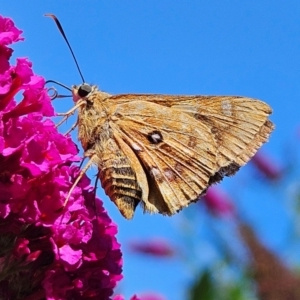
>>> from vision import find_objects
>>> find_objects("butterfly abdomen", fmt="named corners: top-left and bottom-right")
top-left (76, 109), bottom-right (144, 219)
top-left (98, 151), bottom-right (143, 220)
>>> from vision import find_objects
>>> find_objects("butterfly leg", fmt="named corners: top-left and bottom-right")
top-left (62, 152), bottom-right (97, 208)
top-left (64, 118), bottom-right (79, 135)
top-left (56, 100), bottom-right (85, 128)
top-left (92, 170), bottom-right (100, 214)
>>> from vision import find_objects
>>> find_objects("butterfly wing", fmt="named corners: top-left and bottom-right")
top-left (105, 94), bottom-right (273, 216)
top-left (170, 95), bottom-right (274, 169)
top-left (109, 94), bottom-right (274, 181)
top-left (107, 100), bottom-right (218, 216)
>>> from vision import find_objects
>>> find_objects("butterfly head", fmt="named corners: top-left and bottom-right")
top-left (72, 84), bottom-right (111, 106)
top-left (72, 83), bottom-right (96, 102)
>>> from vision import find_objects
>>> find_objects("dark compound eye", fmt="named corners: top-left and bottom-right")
top-left (78, 84), bottom-right (92, 97)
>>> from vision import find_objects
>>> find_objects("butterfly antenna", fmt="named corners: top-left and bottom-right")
top-left (45, 14), bottom-right (85, 83)
top-left (46, 80), bottom-right (72, 92)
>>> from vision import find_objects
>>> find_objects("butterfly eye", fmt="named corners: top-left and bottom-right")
top-left (78, 84), bottom-right (92, 97)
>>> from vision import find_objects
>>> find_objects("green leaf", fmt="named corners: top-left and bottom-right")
top-left (189, 270), bottom-right (214, 300)
top-left (225, 285), bottom-right (246, 300)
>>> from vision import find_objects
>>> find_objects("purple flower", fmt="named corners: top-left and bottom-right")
top-left (251, 152), bottom-right (282, 180)
top-left (0, 15), bottom-right (23, 46)
top-left (129, 239), bottom-right (175, 257)
top-left (113, 296), bottom-right (140, 300)
top-left (202, 187), bottom-right (235, 217)
top-left (113, 294), bottom-right (166, 300)
top-left (0, 15), bottom-right (122, 299)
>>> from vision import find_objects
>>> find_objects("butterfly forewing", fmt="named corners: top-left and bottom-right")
top-left (109, 94), bottom-right (274, 168)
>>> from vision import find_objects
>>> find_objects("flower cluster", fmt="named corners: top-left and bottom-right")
top-left (0, 15), bottom-right (122, 300)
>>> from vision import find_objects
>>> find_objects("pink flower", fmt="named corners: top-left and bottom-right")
top-left (0, 15), bottom-right (23, 45)
top-left (113, 295), bottom-right (140, 300)
top-left (0, 15), bottom-right (122, 299)
top-left (129, 239), bottom-right (175, 257)
top-left (202, 187), bottom-right (235, 217)
top-left (251, 152), bottom-right (282, 180)
top-left (136, 294), bottom-right (166, 300)
top-left (113, 294), bottom-right (165, 300)
top-left (113, 296), bottom-right (126, 300)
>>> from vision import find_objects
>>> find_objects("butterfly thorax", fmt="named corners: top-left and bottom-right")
top-left (72, 85), bottom-right (111, 151)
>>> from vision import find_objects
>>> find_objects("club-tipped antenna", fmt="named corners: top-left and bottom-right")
top-left (45, 14), bottom-right (85, 83)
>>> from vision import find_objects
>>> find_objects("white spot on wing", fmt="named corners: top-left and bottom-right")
top-left (150, 167), bottom-right (160, 177)
top-left (165, 169), bottom-right (175, 181)
top-left (222, 100), bottom-right (232, 116)
top-left (131, 143), bottom-right (142, 151)
top-left (149, 132), bottom-right (162, 143)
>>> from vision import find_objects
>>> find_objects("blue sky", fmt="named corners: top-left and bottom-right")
top-left (2, 2), bottom-right (300, 299)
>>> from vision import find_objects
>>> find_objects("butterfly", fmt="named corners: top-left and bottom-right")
top-left (66, 84), bottom-right (273, 219)
top-left (46, 15), bottom-right (274, 219)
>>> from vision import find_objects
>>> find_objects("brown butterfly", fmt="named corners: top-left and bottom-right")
top-left (47, 15), bottom-right (274, 219)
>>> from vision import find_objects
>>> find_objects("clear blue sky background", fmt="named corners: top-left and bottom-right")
top-left (2, 2), bottom-right (300, 299)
